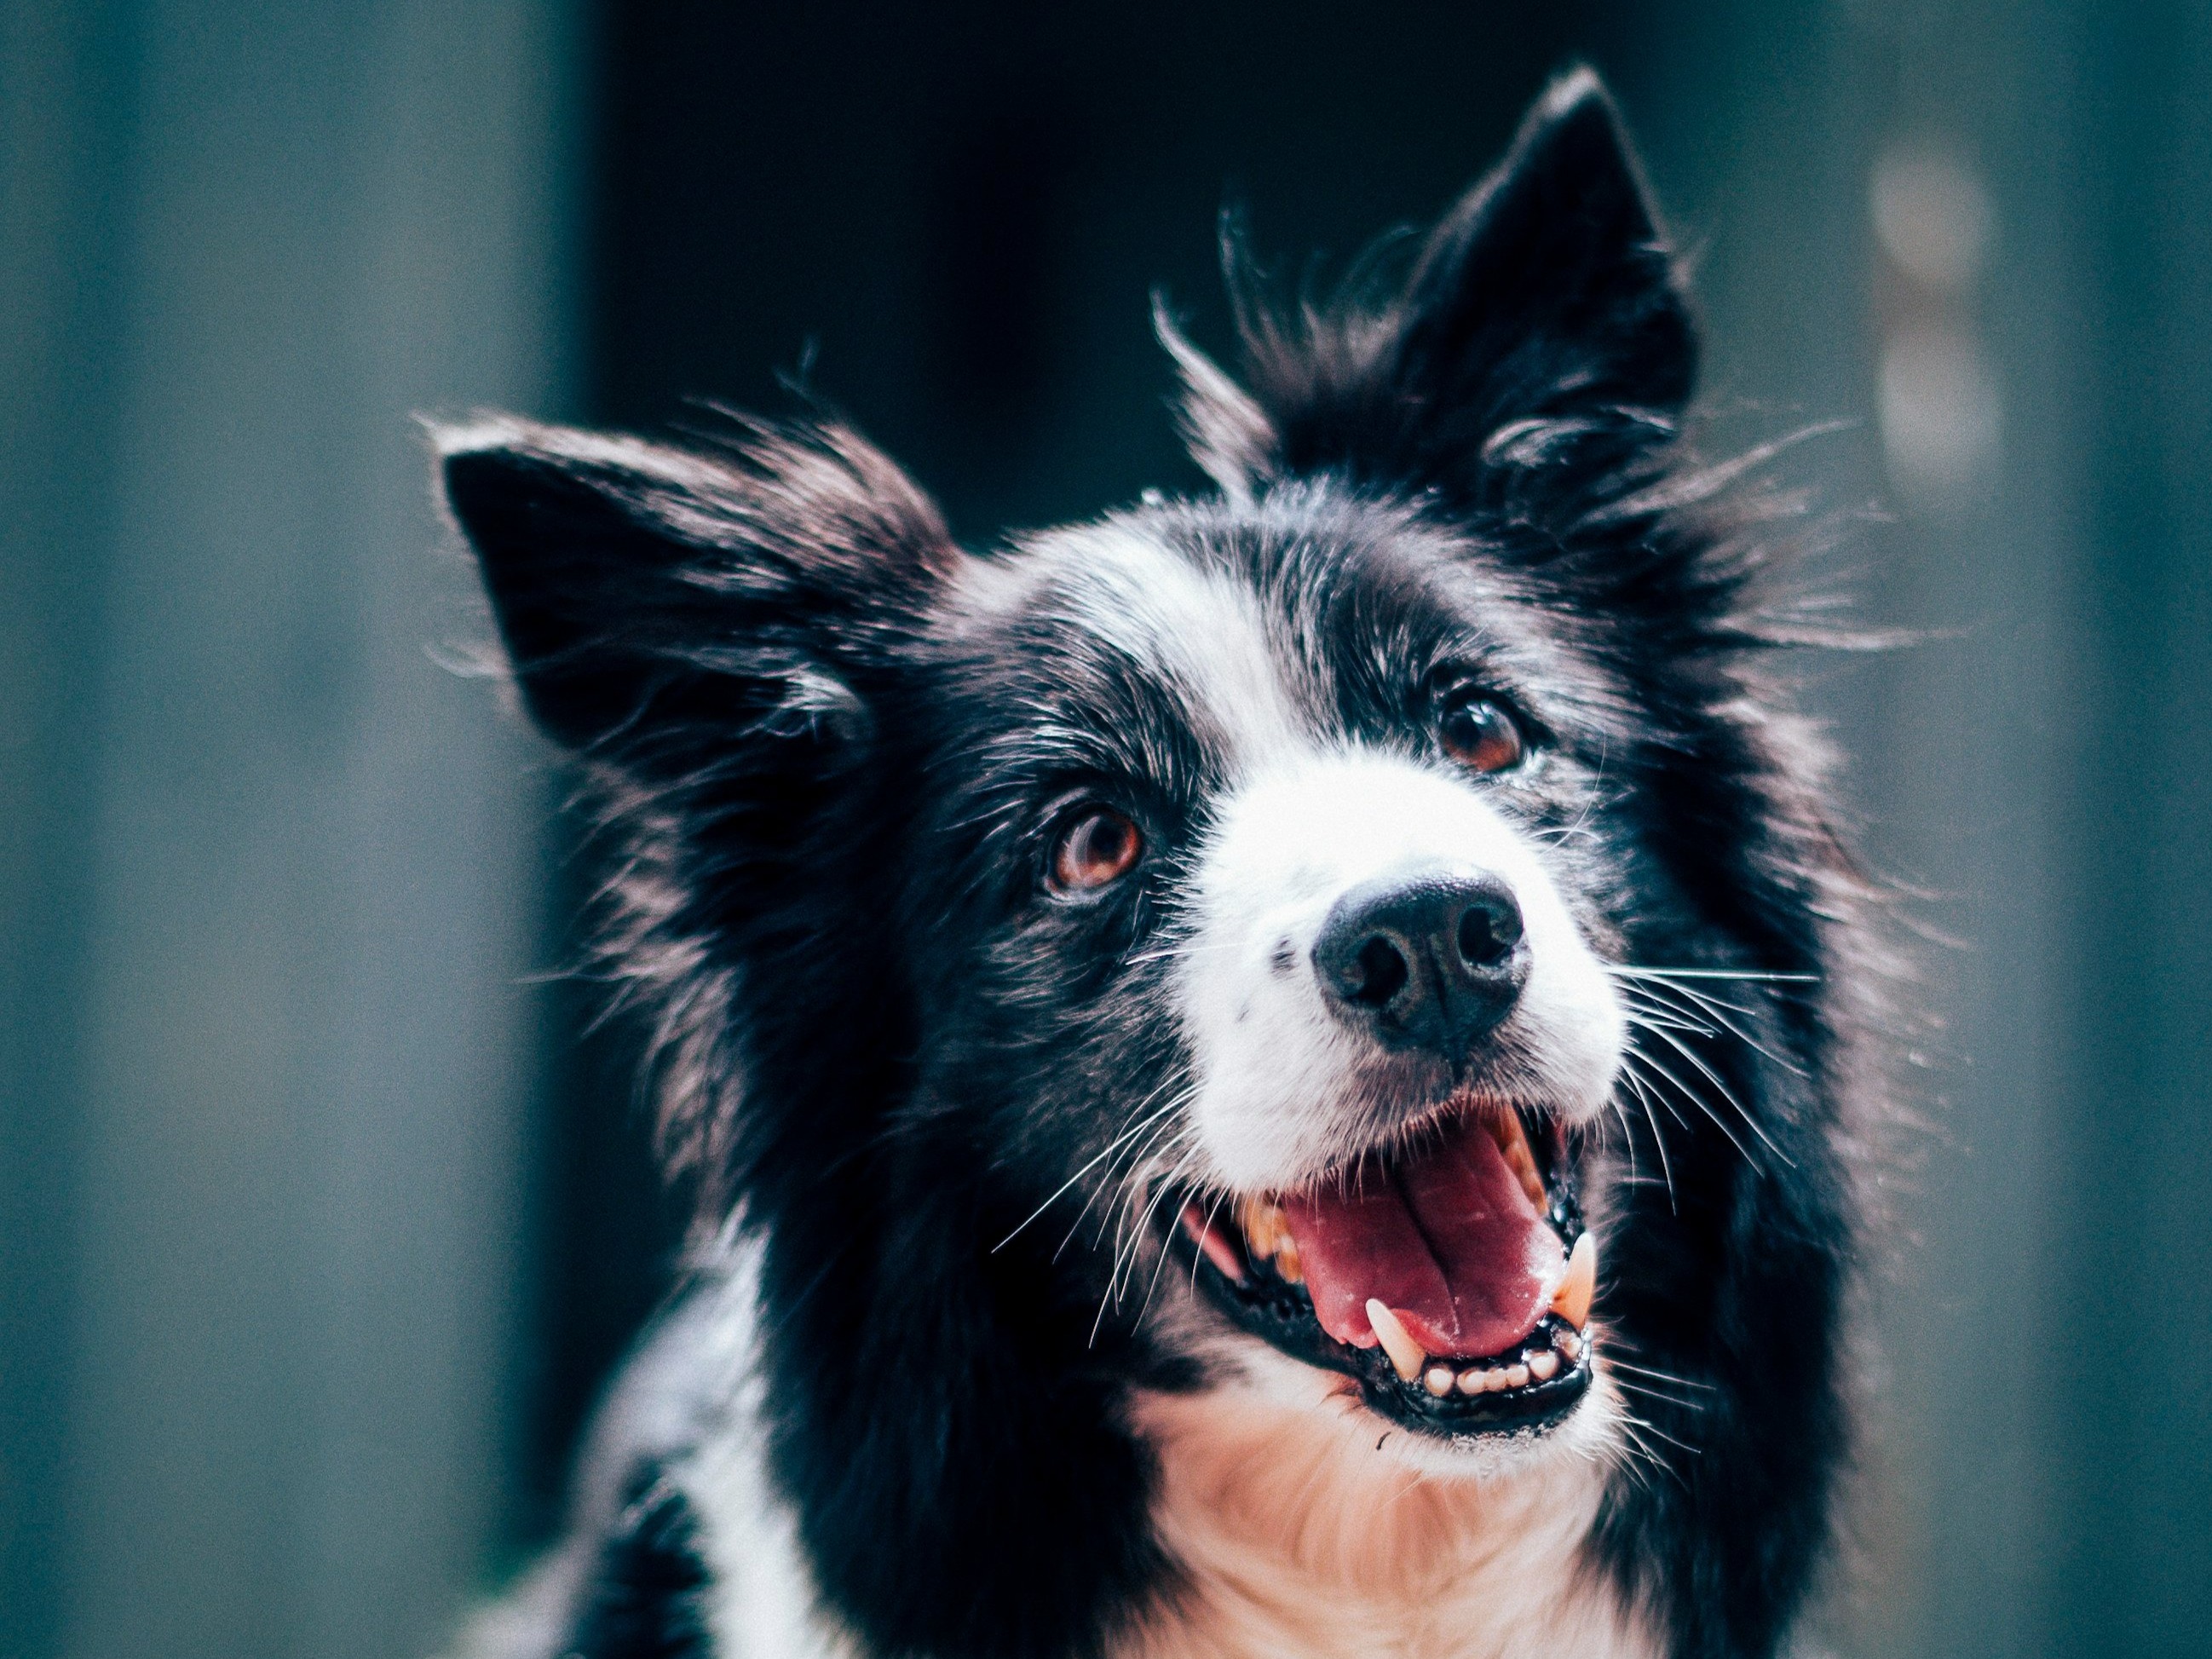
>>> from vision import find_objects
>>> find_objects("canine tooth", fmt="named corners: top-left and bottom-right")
top-left (1457, 1368), bottom-right (1486, 1396)
top-left (1528, 1351), bottom-right (1560, 1382)
top-left (1506, 1363), bottom-right (1531, 1389)
top-left (1423, 1365), bottom-right (1455, 1397)
top-left (1238, 1197), bottom-right (1288, 1259)
top-left (1489, 1109), bottom-right (1548, 1208)
top-left (1366, 1299), bottom-right (1426, 1382)
top-left (1550, 1232), bottom-right (1597, 1329)
top-left (1275, 1236), bottom-right (1304, 1283)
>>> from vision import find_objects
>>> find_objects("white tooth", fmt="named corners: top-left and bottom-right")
top-left (1558, 1328), bottom-right (1584, 1362)
top-left (1505, 1363), bottom-right (1531, 1389)
top-left (1483, 1368), bottom-right (1510, 1392)
top-left (1366, 1299), bottom-right (1426, 1383)
top-left (1528, 1351), bottom-right (1560, 1381)
top-left (1550, 1232), bottom-right (1597, 1329)
top-left (1457, 1368), bottom-right (1486, 1395)
top-left (1424, 1365), bottom-right (1455, 1397)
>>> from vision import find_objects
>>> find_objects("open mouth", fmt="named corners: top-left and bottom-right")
top-left (1174, 1098), bottom-right (1594, 1438)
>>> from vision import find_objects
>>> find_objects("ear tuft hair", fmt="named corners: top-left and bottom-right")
top-left (435, 413), bottom-right (957, 761)
top-left (1154, 296), bottom-right (1274, 504)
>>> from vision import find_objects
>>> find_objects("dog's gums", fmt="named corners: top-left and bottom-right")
top-left (1174, 1100), bottom-right (1596, 1437)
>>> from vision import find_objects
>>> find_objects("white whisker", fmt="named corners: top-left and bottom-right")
top-left (994, 1094), bottom-right (1183, 1253)
top-left (1614, 1062), bottom-right (1678, 1209)
top-left (1604, 1355), bottom-right (1716, 1392)
top-left (1622, 1044), bottom-right (1759, 1169)
top-left (1627, 974), bottom-right (1809, 1079)
top-left (1610, 965), bottom-right (1817, 984)
top-left (1630, 1020), bottom-right (1790, 1166)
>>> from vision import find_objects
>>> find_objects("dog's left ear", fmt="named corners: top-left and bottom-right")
top-left (1169, 68), bottom-right (1693, 511)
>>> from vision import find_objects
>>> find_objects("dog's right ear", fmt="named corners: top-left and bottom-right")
top-left (1166, 69), bottom-right (1693, 517)
top-left (435, 416), bottom-right (958, 772)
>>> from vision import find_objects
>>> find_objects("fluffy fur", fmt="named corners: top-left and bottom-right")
top-left (438, 71), bottom-right (1877, 1659)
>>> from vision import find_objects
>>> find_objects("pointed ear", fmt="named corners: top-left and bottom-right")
top-left (1393, 67), bottom-right (1694, 446)
top-left (1183, 69), bottom-right (1695, 510)
top-left (435, 415), bottom-right (957, 770)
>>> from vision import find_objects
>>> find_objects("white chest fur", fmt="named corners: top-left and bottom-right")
top-left (1120, 1386), bottom-right (1656, 1659)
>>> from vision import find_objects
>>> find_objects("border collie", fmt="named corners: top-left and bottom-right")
top-left (440, 69), bottom-right (1875, 1659)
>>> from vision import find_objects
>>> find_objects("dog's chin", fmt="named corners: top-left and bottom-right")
top-left (1161, 1094), bottom-right (1597, 1448)
top-left (1187, 1330), bottom-right (1617, 1483)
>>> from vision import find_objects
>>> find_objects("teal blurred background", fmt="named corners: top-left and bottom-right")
top-left (4, 3), bottom-right (2209, 1655)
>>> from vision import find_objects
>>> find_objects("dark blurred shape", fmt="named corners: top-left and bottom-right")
top-left (929, 103), bottom-right (1068, 447)
top-left (585, 2), bottom-right (1629, 533)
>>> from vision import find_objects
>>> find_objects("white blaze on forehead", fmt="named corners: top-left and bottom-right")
top-left (1048, 522), bottom-right (1311, 775)
top-left (1177, 750), bottom-right (1624, 1194)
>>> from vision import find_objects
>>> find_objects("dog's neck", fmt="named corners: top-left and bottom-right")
top-left (1122, 1385), bottom-right (1655, 1659)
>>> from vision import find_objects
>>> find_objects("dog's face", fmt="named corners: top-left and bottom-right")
top-left (917, 494), bottom-right (1630, 1449)
top-left (442, 71), bottom-right (1855, 1656)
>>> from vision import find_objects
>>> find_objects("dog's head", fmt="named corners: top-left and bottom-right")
top-left (443, 69), bottom-right (1854, 1655)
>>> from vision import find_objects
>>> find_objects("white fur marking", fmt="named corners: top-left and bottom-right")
top-left (1120, 1367), bottom-right (1656, 1659)
top-left (674, 1252), bottom-right (860, 1659)
top-left (1050, 522), bottom-right (1315, 779)
top-left (1178, 751), bottom-right (1625, 1194)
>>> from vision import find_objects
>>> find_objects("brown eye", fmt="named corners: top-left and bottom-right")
top-left (1438, 694), bottom-right (1527, 775)
top-left (1051, 806), bottom-right (1144, 894)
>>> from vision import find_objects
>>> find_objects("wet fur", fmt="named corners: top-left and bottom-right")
top-left (439, 71), bottom-right (1874, 1659)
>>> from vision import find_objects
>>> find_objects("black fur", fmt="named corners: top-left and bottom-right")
top-left (571, 1472), bottom-right (716, 1659)
top-left (441, 70), bottom-right (1871, 1659)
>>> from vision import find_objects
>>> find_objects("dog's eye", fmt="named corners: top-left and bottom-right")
top-left (1437, 693), bottom-right (1527, 775)
top-left (1051, 806), bottom-right (1144, 894)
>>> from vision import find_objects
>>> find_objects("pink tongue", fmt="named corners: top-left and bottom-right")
top-left (1280, 1115), bottom-right (1564, 1359)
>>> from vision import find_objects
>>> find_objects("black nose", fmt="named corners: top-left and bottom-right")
top-left (1312, 873), bottom-right (1529, 1058)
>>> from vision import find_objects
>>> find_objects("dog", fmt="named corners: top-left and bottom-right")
top-left (438, 68), bottom-right (1875, 1659)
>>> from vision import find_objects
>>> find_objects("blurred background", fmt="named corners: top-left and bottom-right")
top-left (4, 3), bottom-right (2209, 1655)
